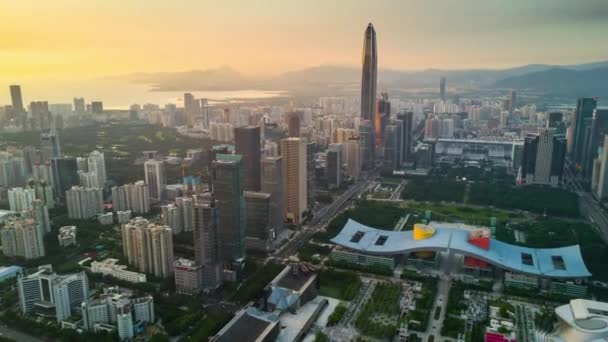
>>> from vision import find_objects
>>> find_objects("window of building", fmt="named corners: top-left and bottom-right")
top-left (551, 255), bottom-right (566, 270)
top-left (375, 235), bottom-right (388, 246)
top-left (521, 253), bottom-right (534, 266)
top-left (350, 231), bottom-right (365, 243)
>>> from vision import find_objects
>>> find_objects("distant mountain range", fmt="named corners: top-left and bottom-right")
top-left (122, 60), bottom-right (608, 97)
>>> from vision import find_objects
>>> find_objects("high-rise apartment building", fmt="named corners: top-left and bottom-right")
top-left (8, 187), bottom-right (36, 212)
top-left (234, 126), bottom-right (261, 191)
top-left (280, 138), bottom-right (307, 224)
top-left (87, 150), bottom-right (107, 188)
top-left (211, 154), bottom-right (245, 261)
top-left (0, 217), bottom-right (45, 259)
top-left (40, 127), bottom-right (61, 161)
top-left (121, 217), bottom-right (174, 278)
top-left (0, 152), bottom-right (26, 188)
top-left (111, 181), bottom-right (150, 214)
top-left (193, 193), bottom-right (222, 288)
top-left (144, 160), bottom-right (166, 202)
top-left (66, 186), bottom-right (104, 219)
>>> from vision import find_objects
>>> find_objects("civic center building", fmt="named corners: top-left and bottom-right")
top-left (331, 220), bottom-right (592, 297)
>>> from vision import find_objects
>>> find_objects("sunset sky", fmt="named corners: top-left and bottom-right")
top-left (1, 0), bottom-right (607, 81)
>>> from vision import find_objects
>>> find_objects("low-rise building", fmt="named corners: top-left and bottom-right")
top-left (116, 210), bottom-right (131, 224)
top-left (90, 258), bottom-right (147, 283)
top-left (97, 212), bottom-right (113, 225)
top-left (174, 258), bottom-right (203, 295)
top-left (57, 226), bottom-right (77, 247)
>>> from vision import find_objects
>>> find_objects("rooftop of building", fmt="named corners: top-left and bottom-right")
top-left (273, 264), bottom-right (319, 292)
top-left (555, 299), bottom-right (608, 336)
top-left (213, 306), bottom-right (278, 342)
top-left (331, 219), bottom-right (591, 279)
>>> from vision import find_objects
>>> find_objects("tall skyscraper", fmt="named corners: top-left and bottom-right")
top-left (212, 154), bottom-right (246, 261)
top-left (570, 98), bottom-right (598, 167)
top-left (359, 120), bottom-right (374, 169)
top-left (9, 85), bottom-right (24, 118)
top-left (424, 115), bottom-right (439, 139)
top-left (360, 23), bottom-right (377, 166)
top-left (87, 150), bottom-right (107, 188)
top-left (234, 126), bottom-right (261, 191)
top-left (144, 160), bottom-right (166, 202)
top-left (193, 193), bottom-right (222, 288)
top-left (280, 138), bottom-right (307, 224)
top-left (91, 101), bottom-right (103, 114)
top-left (508, 90), bottom-right (517, 113)
top-left (184, 93), bottom-right (197, 127)
top-left (594, 135), bottom-right (608, 199)
top-left (583, 108), bottom-right (608, 180)
top-left (520, 128), bottom-right (566, 186)
top-left (383, 125), bottom-right (398, 172)
top-left (51, 157), bottom-right (78, 199)
top-left (261, 157), bottom-right (284, 237)
top-left (244, 191), bottom-right (272, 251)
top-left (73, 97), bottom-right (85, 114)
top-left (360, 23), bottom-right (377, 122)
top-left (397, 111), bottom-right (414, 164)
top-left (375, 93), bottom-right (390, 149)
top-left (439, 76), bottom-right (446, 101)
top-left (287, 111), bottom-right (301, 138)
top-left (121, 217), bottom-right (174, 278)
top-left (326, 144), bottom-right (343, 189)
top-left (40, 127), bottom-right (61, 161)
top-left (306, 142), bottom-right (316, 209)
top-left (344, 137), bottom-right (361, 180)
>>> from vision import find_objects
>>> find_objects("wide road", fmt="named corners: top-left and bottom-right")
top-left (563, 163), bottom-right (608, 243)
top-left (274, 177), bottom-right (373, 259)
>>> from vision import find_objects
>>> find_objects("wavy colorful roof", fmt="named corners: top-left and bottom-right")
top-left (330, 219), bottom-right (591, 278)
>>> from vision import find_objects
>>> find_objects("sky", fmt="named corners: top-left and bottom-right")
top-left (1, 0), bottom-right (608, 81)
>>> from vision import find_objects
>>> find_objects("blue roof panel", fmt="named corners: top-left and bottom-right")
top-left (330, 219), bottom-right (591, 278)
